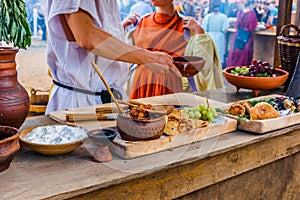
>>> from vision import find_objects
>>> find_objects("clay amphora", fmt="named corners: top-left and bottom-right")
top-left (0, 47), bottom-right (30, 128)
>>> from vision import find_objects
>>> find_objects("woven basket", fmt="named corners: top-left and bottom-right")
top-left (277, 24), bottom-right (300, 90)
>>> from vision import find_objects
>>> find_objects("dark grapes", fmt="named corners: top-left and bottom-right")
top-left (230, 59), bottom-right (276, 77)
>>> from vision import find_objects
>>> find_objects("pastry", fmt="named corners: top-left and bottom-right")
top-left (227, 103), bottom-right (246, 116)
top-left (249, 102), bottom-right (280, 120)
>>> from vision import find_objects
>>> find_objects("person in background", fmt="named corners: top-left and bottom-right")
top-left (253, 0), bottom-right (264, 23)
top-left (44, 0), bottom-right (181, 114)
top-left (174, 0), bottom-right (185, 15)
top-left (202, 0), bottom-right (229, 68)
top-left (129, 0), bottom-right (153, 18)
top-left (37, 2), bottom-right (47, 40)
top-left (266, 1), bottom-right (277, 26)
top-left (262, 1), bottom-right (271, 25)
top-left (184, 0), bottom-right (196, 17)
top-left (227, 0), bottom-right (239, 18)
top-left (119, 0), bottom-right (135, 21)
top-left (127, 0), bottom-right (224, 99)
top-left (226, 0), bottom-right (257, 67)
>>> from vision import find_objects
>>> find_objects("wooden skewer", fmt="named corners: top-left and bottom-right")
top-left (91, 62), bottom-right (124, 114)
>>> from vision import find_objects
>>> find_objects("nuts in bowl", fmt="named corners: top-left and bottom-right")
top-left (20, 124), bottom-right (88, 156)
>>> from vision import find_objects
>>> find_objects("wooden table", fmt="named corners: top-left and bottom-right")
top-left (2, 87), bottom-right (300, 199)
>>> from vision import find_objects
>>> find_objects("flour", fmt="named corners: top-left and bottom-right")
top-left (25, 125), bottom-right (87, 144)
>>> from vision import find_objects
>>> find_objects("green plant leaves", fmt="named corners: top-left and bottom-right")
top-left (0, 0), bottom-right (32, 49)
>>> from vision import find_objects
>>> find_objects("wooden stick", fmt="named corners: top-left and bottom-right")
top-left (66, 113), bottom-right (117, 122)
top-left (91, 62), bottom-right (124, 114)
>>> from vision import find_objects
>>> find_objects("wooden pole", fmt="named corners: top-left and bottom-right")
top-left (274, 0), bottom-right (293, 68)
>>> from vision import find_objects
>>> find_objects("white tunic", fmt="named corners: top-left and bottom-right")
top-left (45, 0), bottom-right (129, 114)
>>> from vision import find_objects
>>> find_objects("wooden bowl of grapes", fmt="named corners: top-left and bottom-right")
top-left (224, 60), bottom-right (289, 97)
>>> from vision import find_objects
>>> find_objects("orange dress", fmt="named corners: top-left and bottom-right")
top-left (130, 12), bottom-right (187, 99)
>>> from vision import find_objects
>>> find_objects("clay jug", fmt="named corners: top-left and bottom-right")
top-left (0, 47), bottom-right (30, 128)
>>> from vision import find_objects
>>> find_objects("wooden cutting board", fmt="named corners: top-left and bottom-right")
top-left (111, 115), bottom-right (237, 159)
top-left (220, 94), bottom-right (300, 134)
top-left (49, 93), bottom-right (236, 159)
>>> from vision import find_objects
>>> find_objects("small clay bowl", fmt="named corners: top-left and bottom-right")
top-left (87, 129), bottom-right (117, 146)
top-left (87, 129), bottom-right (117, 162)
top-left (173, 56), bottom-right (206, 77)
top-left (0, 126), bottom-right (20, 173)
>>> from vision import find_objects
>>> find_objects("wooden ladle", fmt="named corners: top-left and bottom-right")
top-left (91, 62), bottom-right (124, 114)
top-left (92, 61), bottom-right (174, 117)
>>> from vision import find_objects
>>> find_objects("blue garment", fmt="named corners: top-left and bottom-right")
top-left (129, 1), bottom-right (153, 17)
top-left (202, 12), bottom-right (229, 65)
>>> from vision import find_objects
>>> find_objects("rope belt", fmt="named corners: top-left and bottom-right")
top-left (53, 80), bottom-right (122, 104)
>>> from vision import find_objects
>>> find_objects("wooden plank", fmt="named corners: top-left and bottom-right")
top-left (67, 127), bottom-right (300, 200)
top-left (111, 116), bottom-right (237, 159)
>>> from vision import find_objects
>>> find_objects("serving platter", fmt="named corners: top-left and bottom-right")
top-left (219, 94), bottom-right (300, 134)
top-left (49, 93), bottom-right (237, 159)
top-left (111, 115), bottom-right (237, 159)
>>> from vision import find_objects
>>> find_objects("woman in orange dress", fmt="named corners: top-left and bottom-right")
top-left (129, 0), bottom-right (205, 99)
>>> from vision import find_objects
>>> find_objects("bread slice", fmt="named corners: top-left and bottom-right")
top-left (164, 116), bottom-right (180, 136)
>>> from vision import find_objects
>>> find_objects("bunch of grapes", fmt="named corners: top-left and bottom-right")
top-left (230, 59), bottom-right (277, 77)
top-left (183, 104), bottom-right (218, 122)
top-left (248, 59), bottom-right (275, 77)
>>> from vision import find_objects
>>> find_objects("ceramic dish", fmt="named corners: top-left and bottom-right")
top-left (20, 124), bottom-right (88, 156)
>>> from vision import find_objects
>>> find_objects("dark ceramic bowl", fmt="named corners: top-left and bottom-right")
top-left (224, 66), bottom-right (289, 96)
top-left (0, 126), bottom-right (20, 173)
top-left (116, 112), bottom-right (167, 141)
top-left (87, 129), bottom-right (117, 146)
top-left (173, 56), bottom-right (206, 77)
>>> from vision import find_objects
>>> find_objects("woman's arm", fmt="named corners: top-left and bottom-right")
top-left (63, 9), bottom-right (181, 76)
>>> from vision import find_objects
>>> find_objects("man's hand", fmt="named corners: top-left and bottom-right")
top-left (143, 51), bottom-right (182, 77)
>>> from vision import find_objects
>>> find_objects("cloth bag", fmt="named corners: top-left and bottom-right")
top-left (234, 29), bottom-right (250, 49)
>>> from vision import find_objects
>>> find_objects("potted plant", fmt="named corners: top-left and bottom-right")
top-left (0, 0), bottom-right (32, 128)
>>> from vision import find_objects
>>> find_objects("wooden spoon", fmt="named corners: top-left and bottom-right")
top-left (91, 62), bottom-right (124, 114)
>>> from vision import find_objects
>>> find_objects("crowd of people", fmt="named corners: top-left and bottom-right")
top-left (119, 0), bottom-right (279, 68)
top-left (42, 0), bottom-right (282, 113)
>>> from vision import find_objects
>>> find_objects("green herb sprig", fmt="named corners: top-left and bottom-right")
top-left (0, 0), bottom-right (31, 49)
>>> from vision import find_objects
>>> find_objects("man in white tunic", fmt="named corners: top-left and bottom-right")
top-left (44, 0), bottom-right (181, 114)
